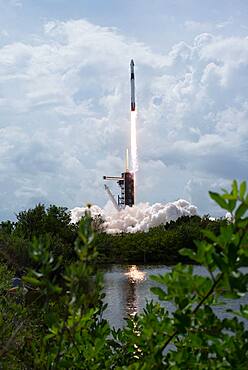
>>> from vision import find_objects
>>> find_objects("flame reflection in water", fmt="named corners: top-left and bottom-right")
top-left (124, 265), bottom-right (146, 317)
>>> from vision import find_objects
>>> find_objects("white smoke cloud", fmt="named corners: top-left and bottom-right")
top-left (0, 17), bottom-right (247, 220)
top-left (70, 204), bottom-right (104, 224)
top-left (70, 200), bottom-right (197, 234)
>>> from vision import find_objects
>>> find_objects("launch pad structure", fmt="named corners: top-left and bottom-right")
top-left (103, 60), bottom-right (136, 210)
top-left (103, 156), bottom-right (135, 209)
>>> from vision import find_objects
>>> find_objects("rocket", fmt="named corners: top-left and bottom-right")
top-left (130, 59), bottom-right (135, 111)
top-left (103, 60), bottom-right (136, 209)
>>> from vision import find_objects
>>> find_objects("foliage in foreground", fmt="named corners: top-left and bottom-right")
top-left (0, 180), bottom-right (247, 369)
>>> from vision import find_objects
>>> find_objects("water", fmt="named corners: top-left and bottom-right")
top-left (103, 264), bottom-right (248, 329)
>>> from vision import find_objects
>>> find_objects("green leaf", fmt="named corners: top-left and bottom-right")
top-left (150, 274), bottom-right (168, 285)
top-left (232, 180), bottom-right (238, 197)
top-left (209, 192), bottom-right (230, 210)
top-left (221, 187), bottom-right (228, 193)
top-left (227, 305), bottom-right (248, 319)
top-left (212, 253), bottom-right (228, 272)
top-left (222, 194), bottom-right (236, 200)
top-left (228, 199), bottom-right (236, 213)
top-left (219, 224), bottom-right (233, 244)
top-left (23, 276), bottom-right (41, 286)
top-left (174, 311), bottom-right (191, 333)
top-left (150, 287), bottom-right (167, 301)
top-left (240, 181), bottom-right (247, 200)
top-left (179, 248), bottom-right (196, 260)
top-left (202, 229), bottom-right (218, 242)
top-left (235, 203), bottom-right (248, 220)
top-left (240, 304), bottom-right (248, 319)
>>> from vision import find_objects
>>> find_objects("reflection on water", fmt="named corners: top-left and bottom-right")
top-left (103, 265), bottom-right (248, 329)
top-left (125, 266), bottom-right (146, 282)
top-left (124, 266), bottom-right (146, 317)
top-left (103, 264), bottom-right (165, 328)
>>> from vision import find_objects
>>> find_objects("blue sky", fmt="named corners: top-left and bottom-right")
top-left (0, 0), bottom-right (248, 219)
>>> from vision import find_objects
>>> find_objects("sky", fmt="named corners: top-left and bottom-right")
top-left (0, 0), bottom-right (248, 220)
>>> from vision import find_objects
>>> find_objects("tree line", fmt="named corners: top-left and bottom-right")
top-left (0, 203), bottom-right (227, 271)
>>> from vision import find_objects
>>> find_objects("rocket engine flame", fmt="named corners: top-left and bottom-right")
top-left (131, 111), bottom-right (138, 174)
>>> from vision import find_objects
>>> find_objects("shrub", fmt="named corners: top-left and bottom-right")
top-left (0, 180), bottom-right (247, 369)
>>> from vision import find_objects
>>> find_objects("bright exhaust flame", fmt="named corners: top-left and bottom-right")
top-left (131, 111), bottom-right (138, 174)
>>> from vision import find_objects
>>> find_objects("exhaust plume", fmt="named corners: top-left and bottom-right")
top-left (70, 199), bottom-right (197, 234)
top-left (130, 111), bottom-right (138, 173)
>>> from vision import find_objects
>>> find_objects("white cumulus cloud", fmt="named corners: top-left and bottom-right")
top-left (0, 19), bottom-right (247, 219)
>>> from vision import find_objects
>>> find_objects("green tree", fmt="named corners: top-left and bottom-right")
top-left (0, 204), bottom-right (78, 269)
top-left (0, 181), bottom-right (247, 369)
top-left (111, 180), bottom-right (248, 369)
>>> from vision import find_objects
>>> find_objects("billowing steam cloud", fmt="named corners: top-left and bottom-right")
top-left (70, 199), bottom-right (197, 234)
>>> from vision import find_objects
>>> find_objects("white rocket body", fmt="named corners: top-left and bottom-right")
top-left (103, 60), bottom-right (136, 208)
top-left (130, 59), bottom-right (135, 111)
